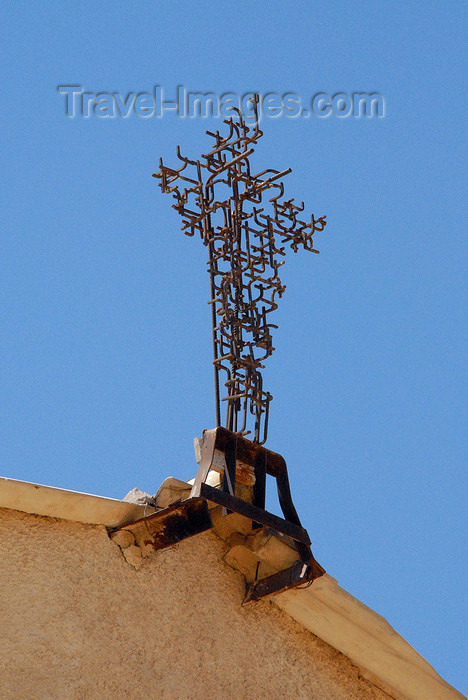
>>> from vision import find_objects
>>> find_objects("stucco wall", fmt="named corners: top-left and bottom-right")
top-left (0, 507), bottom-right (390, 700)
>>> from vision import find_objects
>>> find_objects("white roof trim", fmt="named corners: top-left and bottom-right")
top-left (274, 574), bottom-right (463, 700)
top-left (0, 477), bottom-right (149, 528)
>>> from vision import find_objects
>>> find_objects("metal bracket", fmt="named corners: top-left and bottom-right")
top-left (191, 428), bottom-right (310, 551)
top-left (112, 427), bottom-right (324, 601)
top-left (244, 559), bottom-right (325, 603)
top-left (112, 497), bottom-right (213, 553)
top-left (190, 427), bottom-right (324, 598)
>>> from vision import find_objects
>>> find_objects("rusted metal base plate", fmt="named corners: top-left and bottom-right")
top-left (243, 558), bottom-right (326, 603)
top-left (113, 497), bottom-right (213, 553)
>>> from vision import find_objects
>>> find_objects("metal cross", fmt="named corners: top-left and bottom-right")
top-left (154, 95), bottom-right (326, 444)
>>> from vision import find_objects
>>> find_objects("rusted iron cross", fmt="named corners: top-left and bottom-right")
top-left (153, 95), bottom-right (326, 444)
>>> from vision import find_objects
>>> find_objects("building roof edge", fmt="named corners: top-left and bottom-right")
top-left (0, 475), bottom-right (463, 699)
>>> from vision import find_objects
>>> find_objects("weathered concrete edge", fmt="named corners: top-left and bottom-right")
top-left (273, 575), bottom-right (464, 700)
top-left (0, 476), bottom-right (150, 528)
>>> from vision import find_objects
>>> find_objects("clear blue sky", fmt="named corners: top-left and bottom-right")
top-left (2, 1), bottom-right (466, 693)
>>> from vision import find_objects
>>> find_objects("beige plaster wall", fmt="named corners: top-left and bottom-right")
top-left (0, 507), bottom-right (391, 700)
